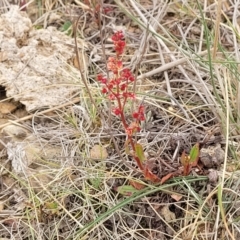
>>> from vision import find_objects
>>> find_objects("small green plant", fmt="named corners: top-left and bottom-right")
top-left (181, 143), bottom-right (200, 176)
top-left (60, 21), bottom-right (72, 36)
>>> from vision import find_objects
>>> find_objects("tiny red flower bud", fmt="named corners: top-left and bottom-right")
top-left (121, 69), bottom-right (135, 82)
top-left (120, 83), bottom-right (127, 91)
top-left (113, 108), bottom-right (121, 115)
top-left (132, 112), bottom-right (139, 119)
top-left (116, 60), bottom-right (123, 69)
top-left (115, 78), bottom-right (122, 85)
top-left (129, 76), bottom-right (134, 82)
top-left (111, 31), bottom-right (126, 56)
top-left (102, 87), bottom-right (108, 94)
top-left (103, 79), bottom-right (108, 84)
top-left (112, 31), bottom-right (124, 42)
top-left (103, 7), bottom-right (113, 14)
top-left (97, 74), bottom-right (103, 81)
top-left (107, 57), bottom-right (123, 73)
top-left (114, 41), bottom-right (125, 55)
top-left (97, 74), bottom-right (108, 84)
top-left (108, 83), bottom-right (114, 90)
top-left (126, 127), bottom-right (132, 136)
top-left (108, 94), bottom-right (116, 100)
top-left (138, 105), bottom-right (144, 112)
top-left (130, 93), bottom-right (136, 99)
top-left (133, 105), bottom-right (145, 121)
top-left (122, 92), bottom-right (135, 99)
top-left (126, 122), bottom-right (141, 136)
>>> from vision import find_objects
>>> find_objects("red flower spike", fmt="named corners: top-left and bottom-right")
top-left (112, 31), bottom-right (126, 56)
top-left (97, 32), bottom-right (160, 183)
top-left (112, 31), bottom-right (124, 42)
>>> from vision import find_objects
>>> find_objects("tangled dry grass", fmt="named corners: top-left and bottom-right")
top-left (1, 0), bottom-right (240, 240)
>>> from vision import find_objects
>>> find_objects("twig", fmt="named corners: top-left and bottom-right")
top-left (137, 49), bottom-right (211, 80)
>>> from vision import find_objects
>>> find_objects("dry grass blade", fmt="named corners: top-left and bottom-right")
top-left (0, 0), bottom-right (10, 13)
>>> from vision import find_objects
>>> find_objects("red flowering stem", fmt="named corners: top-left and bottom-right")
top-left (113, 75), bottom-right (143, 170)
top-left (119, 110), bottom-right (144, 170)
top-left (116, 102), bottom-right (143, 170)
top-left (128, 133), bottom-right (144, 170)
top-left (117, 77), bottom-right (143, 169)
top-left (117, 98), bottom-right (143, 170)
top-left (98, 31), bottom-right (145, 171)
top-left (122, 80), bottom-right (129, 108)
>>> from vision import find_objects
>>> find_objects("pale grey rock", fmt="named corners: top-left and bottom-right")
top-left (0, 6), bottom-right (87, 112)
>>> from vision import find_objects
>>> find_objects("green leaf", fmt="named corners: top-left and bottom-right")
top-left (189, 143), bottom-right (200, 163)
top-left (60, 21), bottom-right (72, 36)
top-left (89, 174), bottom-right (103, 189)
top-left (116, 185), bottom-right (140, 196)
top-left (135, 143), bottom-right (146, 163)
top-left (45, 201), bottom-right (59, 214)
